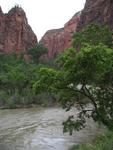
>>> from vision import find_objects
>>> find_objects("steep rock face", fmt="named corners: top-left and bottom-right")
top-left (0, 6), bottom-right (5, 51)
top-left (0, 6), bottom-right (37, 53)
top-left (40, 12), bottom-right (81, 59)
top-left (77, 0), bottom-right (113, 31)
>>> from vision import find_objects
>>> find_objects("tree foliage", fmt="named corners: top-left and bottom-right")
top-left (28, 44), bottom-right (48, 63)
top-left (33, 24), bottom-right (113, 134)
top-left (0, 52), bottom-right (44, 107)
top-left (73, 24), bottom-right (113, 49)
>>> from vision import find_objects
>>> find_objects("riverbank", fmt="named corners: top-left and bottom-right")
top-left (0, 102), bottom-right (60, 109)
top-left (70, 130), bottom-right (113, 150)
top-left (0, 104), bottom-right (38, 109)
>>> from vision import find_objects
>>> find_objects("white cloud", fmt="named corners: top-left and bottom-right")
top-left (1, 0), bottom-right (86, 40)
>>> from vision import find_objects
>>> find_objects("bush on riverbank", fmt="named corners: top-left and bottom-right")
top-left (70, 130), bottom-right (113, 150)
top-left (0, 47), bottom-right (58, 109)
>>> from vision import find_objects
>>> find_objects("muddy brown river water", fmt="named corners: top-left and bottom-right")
top-left (0, 107), bottom-right (103, 150)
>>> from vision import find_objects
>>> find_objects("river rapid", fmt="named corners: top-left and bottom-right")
top-left (0, 107), bottom-right (103, 150)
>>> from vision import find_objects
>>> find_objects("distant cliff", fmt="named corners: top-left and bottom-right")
top-left (0, 6), bottom-right (37, 53)
top-left (40, 12), bottom-right (81, 59)
top-left (77, 0), bottom-right (113, 31)
top-left (40, 0), bottom-right (113, 59)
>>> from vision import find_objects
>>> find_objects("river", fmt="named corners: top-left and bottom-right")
top-left (0, 107), bottom-right (103, 150)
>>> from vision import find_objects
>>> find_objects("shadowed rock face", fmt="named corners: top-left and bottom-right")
top-left (0, 6), bottom-right (37, 53)
top-left (77, 0), bottom-right (113, 31)
top-left (40, 12), bottom-right (81, 59)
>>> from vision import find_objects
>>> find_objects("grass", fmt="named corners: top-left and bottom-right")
top-left (70, 130), bottom-right (113, 150)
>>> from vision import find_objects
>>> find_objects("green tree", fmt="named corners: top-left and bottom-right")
top-left (33, 24), bottom-right (113, 134)
top-left (73, 24), bottom-right (113, 49)
top-left (28, 44), bottom-right (48, 63)
top-left (0, 52), bottom-right (42, 107)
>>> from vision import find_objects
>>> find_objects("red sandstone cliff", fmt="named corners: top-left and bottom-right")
top-left (77, 0), bottom-right (113, 31)
top-left (0, 6), bottom-right (37, 53)
top-left (40, 12), bottom-right (81, 59)
top-left (41, 0), bottom-right (113, 59)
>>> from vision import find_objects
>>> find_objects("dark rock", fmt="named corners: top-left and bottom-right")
top-left (77, 0), bottom-right (113, 31)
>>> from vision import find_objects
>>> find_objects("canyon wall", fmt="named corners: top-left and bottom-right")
top-left (1, 0), bottom-right (113, 58)
top-left (40, 12), bottom-right (81, 59)
top-left (0, 6), bottom-right (37, 53)
top-left (77, 0), bottom-right (113, 31)
top-left (41, 0), bottom-right (113, 59)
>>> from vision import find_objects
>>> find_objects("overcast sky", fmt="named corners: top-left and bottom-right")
top-left (1, 0), bottom-right (86, 40)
